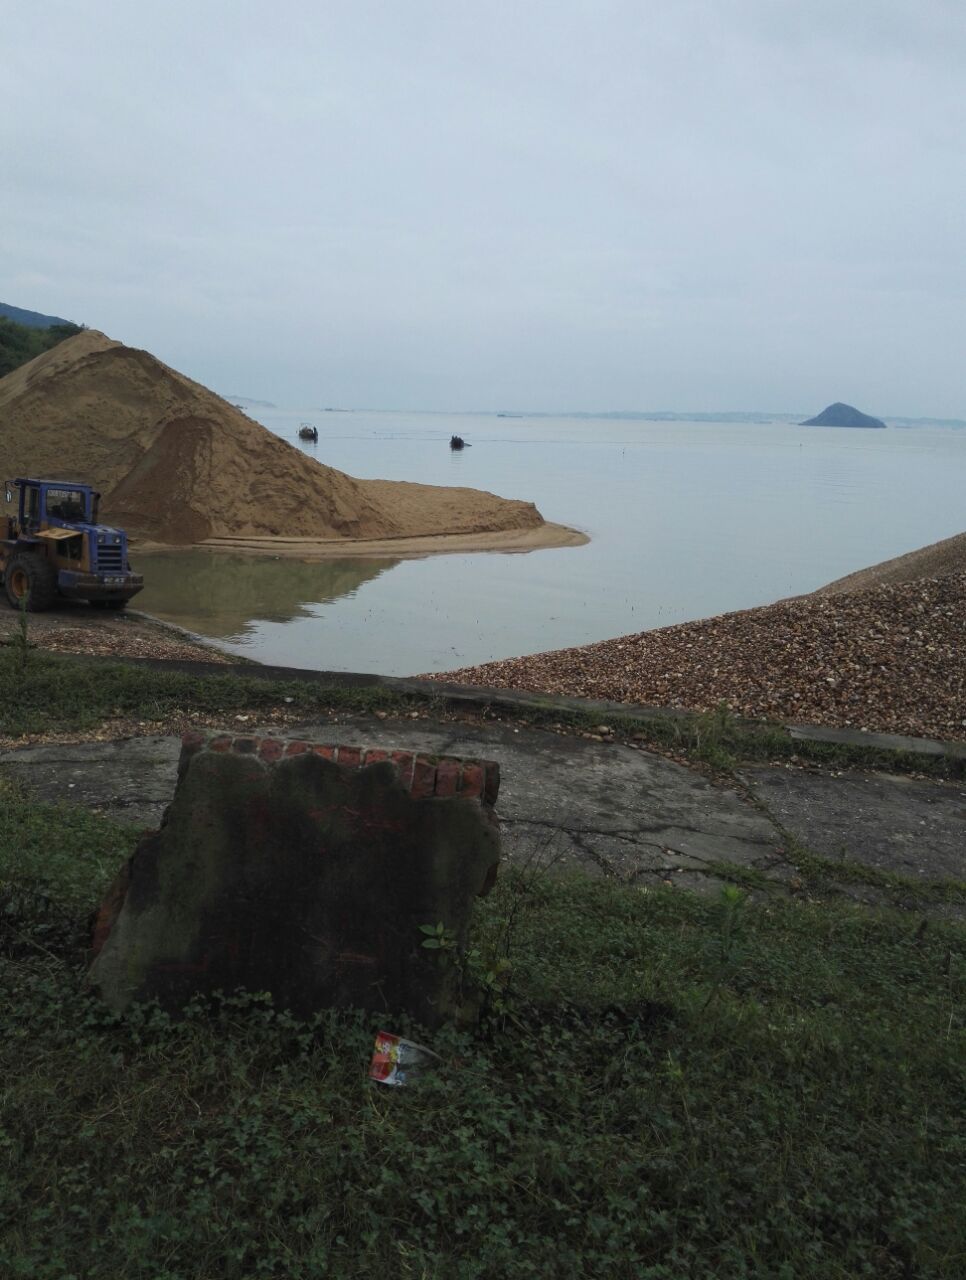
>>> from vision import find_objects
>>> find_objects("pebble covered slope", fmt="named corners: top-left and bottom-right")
top-left (427, 573), bottom-right (966, 741)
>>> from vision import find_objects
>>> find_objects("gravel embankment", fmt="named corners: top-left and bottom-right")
top-left (427, 573), bottom-right (966, 741)
top-left (815, 531), bottom-right (966, 596)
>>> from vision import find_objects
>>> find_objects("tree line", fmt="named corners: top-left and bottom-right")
top-left (0, 317), bottom-right (84, 380)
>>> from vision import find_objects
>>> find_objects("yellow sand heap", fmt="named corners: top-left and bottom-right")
top-left (0, 331), bottom-right (575, 553)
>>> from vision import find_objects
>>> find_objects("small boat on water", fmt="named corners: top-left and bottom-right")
top-left (298, 423), bottom-right (318, 442)
top-left (450, 434), bottom-right (465, 450)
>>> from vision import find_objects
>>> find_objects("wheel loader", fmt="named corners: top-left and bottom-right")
top-left (1, 478), bottom-right (144, 611)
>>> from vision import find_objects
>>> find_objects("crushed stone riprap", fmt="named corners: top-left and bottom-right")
top-left (425, 573), bottom-right (966, 742)
top-left (814, 530), bottom-right (966, 595)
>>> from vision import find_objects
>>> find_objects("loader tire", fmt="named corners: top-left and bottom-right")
top-left (4, 552), bottom-right (58, 612)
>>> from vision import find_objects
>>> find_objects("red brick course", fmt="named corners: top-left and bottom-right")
top-left (179, 733), bottom-right (500, 805)
top-left (410, 755), bottom-right (437, 800)
top-left (391, 751), bottom-right (415, 787)
top-left (434, 759), bottom-right (461, 798)
top-left (459, 762), bottom-right (484, 800)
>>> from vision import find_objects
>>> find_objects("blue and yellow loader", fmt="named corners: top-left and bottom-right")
top-left (1, 477), bottom-right (144, 611)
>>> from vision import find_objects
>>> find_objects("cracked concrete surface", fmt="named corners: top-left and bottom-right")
top-left (1, 716), bottom-right (963, 908)
top-left (740, 765), bottom-right (966, 882)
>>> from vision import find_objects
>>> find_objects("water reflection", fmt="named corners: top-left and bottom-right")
top-left (135, 550), bottom-right (398, 640)
top-left (129, 412), bottom-right (966, 674)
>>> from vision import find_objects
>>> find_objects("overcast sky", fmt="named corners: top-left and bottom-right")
top-left (3, 1), bottom-right (965, 415)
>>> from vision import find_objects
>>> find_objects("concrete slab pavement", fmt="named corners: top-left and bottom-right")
top-left (2, 714), bottom-right (962, 911)
top-left (740, 765), bottom-right (966, 883)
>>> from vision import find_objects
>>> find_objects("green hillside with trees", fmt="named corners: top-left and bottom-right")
top-left (0, 315), bottom-right (83, 379)
top-left (0, 301), bottom-right (74, 328)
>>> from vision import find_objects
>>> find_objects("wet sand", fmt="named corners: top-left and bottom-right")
top-left (138, 521), bottom-right (589, 560)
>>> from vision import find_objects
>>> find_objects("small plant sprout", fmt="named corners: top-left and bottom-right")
top-left (702, 882), bottom-right (748, 1011)
top-left (419, 921), bottom-right (457, 953)
top-left (16, 588), bottom-right (31, 672)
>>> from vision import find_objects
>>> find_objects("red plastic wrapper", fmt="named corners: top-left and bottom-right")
top-left (369, 1031), bottom-right (440, 1087)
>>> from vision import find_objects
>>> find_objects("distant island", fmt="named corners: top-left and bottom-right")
top-left (801, 402), bottom-right (886, 429)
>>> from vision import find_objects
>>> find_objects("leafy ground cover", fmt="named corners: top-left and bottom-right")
top-left (1, 783), bottom-right (963, 1279)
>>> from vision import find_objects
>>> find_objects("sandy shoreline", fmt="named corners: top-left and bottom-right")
top-left (136, 521), bottom-right (589, 560)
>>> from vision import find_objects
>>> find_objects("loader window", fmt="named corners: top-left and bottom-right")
top-left (56, 534), bottom-right (83, 561)
top-left (24, 487), bottom-right (39, 523)
top-left (46, 488), bottom-right (88, 521)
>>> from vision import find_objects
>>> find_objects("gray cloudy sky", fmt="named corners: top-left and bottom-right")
top-left (3, 0), bottom-right (965, 414)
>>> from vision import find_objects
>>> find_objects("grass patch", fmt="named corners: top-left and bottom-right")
top-left (1, 790), bottom-right (964, 1278)
top-left (481, 699), bottom-right (962, 780)
top-left (0, 648), bottom-right (415, 737)
top-left (695, 853), bottom-right (966, 912)
top-left (1, 649), bottom-right (961, 780)
top-left (786, 841), bottom-right (966, 907)
top-left (701, 861), bottom-right (777, 893)
top-left (621, 710), bottom-right (960, 779)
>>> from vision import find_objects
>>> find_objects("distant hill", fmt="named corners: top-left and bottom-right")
top-left (801, 402), bottom-right (886, 429)
top-left (0, 301), bottom-right (75, 329)
top-left (226, 395), bottom-right (276, 409)
top-left (0, 313), bottom-right (83, 379)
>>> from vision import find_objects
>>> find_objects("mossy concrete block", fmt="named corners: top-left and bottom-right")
top-left (89, 735), bottom-right (500, 1026)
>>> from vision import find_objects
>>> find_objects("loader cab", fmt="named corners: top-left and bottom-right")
top-left (7, 479), bottom-right (98, 533)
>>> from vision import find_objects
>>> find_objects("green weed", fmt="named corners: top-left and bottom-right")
top-left (0, 648), bottom-right (414, 737)
top-left (2, 791), bottom-right (963, 1277)
top-left (15, 591), bottom-right (31, 673)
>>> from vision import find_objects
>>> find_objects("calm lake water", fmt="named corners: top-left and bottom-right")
top-left (136, 410), bottom-right (966, 675)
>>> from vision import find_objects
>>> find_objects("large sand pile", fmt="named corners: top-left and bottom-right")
top-left (0, 331), bottom-right (579, 552)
